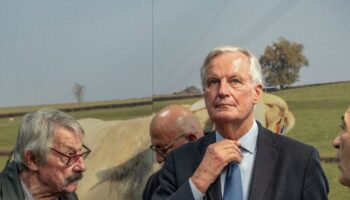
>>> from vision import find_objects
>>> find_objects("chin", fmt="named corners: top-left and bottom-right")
top-left (340, 179), bottom-right (350, 188)
top-left (338, 172), bottom-right (350, 187)
top-left (211, 115), bottom-right (238, 123)
top-left (63, 182), bottom-right (79, 193)
top-left (210, 110), bottom-right (238, 119)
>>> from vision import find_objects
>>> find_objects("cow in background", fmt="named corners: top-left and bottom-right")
top-left (76, 93), bottom-right (294, 200)
top-left (190, 93), bottom-right (295, 135)
top-left (76, 117), bottom-right (154, 200)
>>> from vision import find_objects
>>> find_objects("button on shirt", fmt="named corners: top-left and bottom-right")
top-left (190, 121), bottom-right (258, 200)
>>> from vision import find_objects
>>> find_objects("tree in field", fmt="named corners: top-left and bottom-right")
top-left (72, 83), bottom-right (85, 103)
top-left (259, 37), bottom-right (309, 89)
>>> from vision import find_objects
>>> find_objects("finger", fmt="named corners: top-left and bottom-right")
top-left (218, 140), bottom-right (241, 155)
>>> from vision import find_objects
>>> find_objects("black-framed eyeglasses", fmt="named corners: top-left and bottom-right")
top-left (50, 144), bottom-right (91, 166)
top-left (149, 133), bottom-right (188, 158)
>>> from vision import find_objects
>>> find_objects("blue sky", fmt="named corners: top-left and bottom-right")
top-left (1, 0), bottom-right (349, 107)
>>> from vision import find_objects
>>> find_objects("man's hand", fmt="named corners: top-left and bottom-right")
top-left (191, 139), bottom-right (241, 193)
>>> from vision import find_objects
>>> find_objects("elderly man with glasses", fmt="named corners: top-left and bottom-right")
top-left (0, 108), bottom-right (90, 200)
top-left (142, 105), bottom-right (203, 200)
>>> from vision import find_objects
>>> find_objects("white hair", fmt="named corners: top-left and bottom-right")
top-left (12, 108), bottom-right (84, 170)
top-left (200, 46), bottom-right (263, 88)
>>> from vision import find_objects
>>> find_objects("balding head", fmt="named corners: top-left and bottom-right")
top-left (150, 105), bottom-right (203, 163)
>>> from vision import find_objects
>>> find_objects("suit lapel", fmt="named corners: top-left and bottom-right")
top-left (248, 124), bottom-right (280, 200)
top-left (195, 132), bottom-right (223, 200)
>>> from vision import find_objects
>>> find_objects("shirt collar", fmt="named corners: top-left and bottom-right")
top-left (215, 120), bottom-right (258, 154)
top-left (20, 178), bottom-right (59, 200)
top-left (20, 178), bottom-right (35, 200)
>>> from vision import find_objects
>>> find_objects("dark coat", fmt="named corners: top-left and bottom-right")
top-left (143, 170), bottom-right (161, 200)
top-left (0, 162), bottom-right (78, 200)
top-left (152, 122), bottom-right (329, 200)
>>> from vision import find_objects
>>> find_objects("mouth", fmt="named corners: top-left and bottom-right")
top-left (64, 173), bottom-right (83, 186)
top-left (215, 103), bottom-right (235, 109)
top-left (66, 180), bottom-right (79, 187)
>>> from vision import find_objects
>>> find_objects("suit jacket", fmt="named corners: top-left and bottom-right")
top-left (0, 162), bottom-right (78, 200)
top-left (143, 170), bottom-right (161, 200)
top-left (152, 122), bottom-right (329, 200)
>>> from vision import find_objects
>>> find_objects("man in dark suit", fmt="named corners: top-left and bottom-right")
top-left (143, 105), bottom-right (203, 200)
top-left (152, 46), bottom-right (329, 200)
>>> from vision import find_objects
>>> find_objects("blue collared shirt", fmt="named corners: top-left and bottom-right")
top-left (190, 121), bottom-right (258, 200)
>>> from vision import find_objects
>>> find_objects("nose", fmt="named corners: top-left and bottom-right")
top-left (218, 80), bottom-right (230, 97)
top-left (332, 135), bottom-right (340, 149)
top-left (73, 157), bottom-right (87, 172)
top-left (155, 152), bottom-right (165, 164)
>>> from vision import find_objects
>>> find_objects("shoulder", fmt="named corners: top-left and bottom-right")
top-left (259, 123), bottom-right (315, 151)
top-left (0, 162), bottom-right (19, 183)
top-left (0, 162), bottom-right (24, 200)
top-left (258, 125), bottom-right (319, 164)
top-left (144, 170), bottom-right (160, 190)
top-left (142, 171), bottom-right (160, 200)
top-left (278, 134), bottom-right (315, 154)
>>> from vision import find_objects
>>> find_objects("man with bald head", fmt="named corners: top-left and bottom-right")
top-left (142, 105), bottom-right (203, 200)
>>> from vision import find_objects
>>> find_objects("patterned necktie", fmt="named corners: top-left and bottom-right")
top-left (223, 162), bottom-right (243, 200)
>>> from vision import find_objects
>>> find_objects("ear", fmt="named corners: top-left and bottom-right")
top-left (23, 150), bottom-right (40, 171)
top-left (253, 84), bottom-right (263, 104)
top-left (187, 134), bottom-right (197, 141)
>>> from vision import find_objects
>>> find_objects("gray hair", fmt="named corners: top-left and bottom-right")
top-left (200, 46), bottom-right (263, 88)
top-left (12, 108), bottom-right (84, 169)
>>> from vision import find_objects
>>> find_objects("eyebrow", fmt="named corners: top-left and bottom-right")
top-left (206, 73), bottom-right (241, 79)
top-left (60, 144), bottom-right (83, 153)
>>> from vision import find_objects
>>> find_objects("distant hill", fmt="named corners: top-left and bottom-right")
top-left (173, 85), bottom-right (202, 95)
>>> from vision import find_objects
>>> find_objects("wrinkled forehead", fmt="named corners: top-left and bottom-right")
top-left (230, 52), bottom-right (250, 71)
top-left (208, 51), bottom-right (251, 74)
top-left (52, 127), bottom-right (83, 148)
top-left (211, 51), bottom-right (249, 64)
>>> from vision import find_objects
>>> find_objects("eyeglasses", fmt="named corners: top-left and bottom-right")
top-left (50, 144), bottom-right (91, 166)
top-left (149, 134), bottom-right (188, 158)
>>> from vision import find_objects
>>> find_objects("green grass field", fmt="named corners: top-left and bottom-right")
top-left (272, 82), bottom-right (350, 199)
top-left (273, 82), bottom-right (350, 158)
top-left (1, 83), bottom-right (350, 199)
